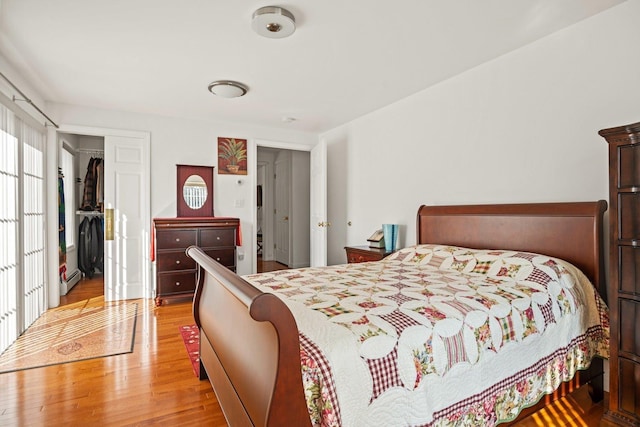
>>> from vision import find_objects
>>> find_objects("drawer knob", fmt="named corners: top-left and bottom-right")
top-left (176, 260), bottom-right (180, 264)
top-left (175, 238), bottom-right (180, 242)
top-left (175, 282), bottom-right (181, 286)
top-left (216, 257), bottom-right (221, 261)
top-left (217, 236), bottom-right (221, 240)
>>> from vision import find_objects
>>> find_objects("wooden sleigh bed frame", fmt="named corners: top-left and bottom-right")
top-left (187, 200), bottom-right (608, 426)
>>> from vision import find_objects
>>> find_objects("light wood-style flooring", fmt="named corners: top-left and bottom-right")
top-left (257, 256), bottom-right (289, 273)
top-left (0, 267), bottom-right (606, 426)
top-left (1, 276), bottom-right (224, 426)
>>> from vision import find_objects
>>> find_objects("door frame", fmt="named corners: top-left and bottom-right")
top-left (49, 124), bottom-right (151, 303)
top-left (250, 139), bottom-right (326, 273)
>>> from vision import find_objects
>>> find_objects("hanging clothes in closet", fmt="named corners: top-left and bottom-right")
top-left (80, 156), bottom-right (104, 211)
top-left (78, 155), bottom-right (104, 278)
top-left (78, 215), bottom-right (104, 278)
top-left (58, 168), bottom-right (67, 282)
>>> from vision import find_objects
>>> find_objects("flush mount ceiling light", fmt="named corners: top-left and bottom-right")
top-left (207, 80), bottom-right (248, 98)
top-left (252, 6), bottom-right (296, 39)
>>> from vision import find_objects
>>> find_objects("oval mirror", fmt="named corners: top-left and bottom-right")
top-left (183, 174), bottom-right (208, 210)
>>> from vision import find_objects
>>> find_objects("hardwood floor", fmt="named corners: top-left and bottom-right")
top-left (514, 386), bottom-right (606, 427)
top-left (257, 256), bottom-right (289, 273)
top-left (1, 277), bottom-right (225, 427)
top-left (0, 273), bottom-right (606, 426)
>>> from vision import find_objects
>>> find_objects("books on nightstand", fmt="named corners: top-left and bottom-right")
top-left (367, 229), bottom-right (385, 248)
top-left (368, 239), bottom-right (385, 249)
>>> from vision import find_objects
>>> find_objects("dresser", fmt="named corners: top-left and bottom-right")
top-left (600, 122), bottom-right (640, 426)
top-left (345, 245), bottom-right (395, 263)
top-left (153, 217), bottom-right (240, 306)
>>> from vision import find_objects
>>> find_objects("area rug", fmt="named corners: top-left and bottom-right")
top-left (180, 324), bottom-right (199, 377)
top-left (0, 301), bottom-right (137, 374)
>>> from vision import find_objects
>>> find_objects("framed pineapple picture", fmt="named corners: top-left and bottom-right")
top-left (217, 137), bottom-right (247, 175)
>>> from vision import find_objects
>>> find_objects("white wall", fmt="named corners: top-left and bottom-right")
top-left (48, 102), bottom-right (317, 275)
top-left (322, 1), bottom-right (640, 265)
top-left (0, 54), bottom-right (47, 121)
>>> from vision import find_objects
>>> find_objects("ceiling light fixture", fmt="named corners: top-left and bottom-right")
top-left (207, 80), bottom-right (248, 98)
top-left (252, 6), bottom-right (296, 39)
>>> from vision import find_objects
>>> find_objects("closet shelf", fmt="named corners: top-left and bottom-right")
top-left (76, 210), bottom-right (104, 217)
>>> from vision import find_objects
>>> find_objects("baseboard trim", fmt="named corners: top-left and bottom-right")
top-left (60, 269), bottom-right (81, 295)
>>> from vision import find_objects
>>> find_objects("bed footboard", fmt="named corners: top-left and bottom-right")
top-left (187, 246), bottom-right (311, 427)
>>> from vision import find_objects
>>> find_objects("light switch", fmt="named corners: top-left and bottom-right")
top-left (234, 199), bottom-right (245, 208)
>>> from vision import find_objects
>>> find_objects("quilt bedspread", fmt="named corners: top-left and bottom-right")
top-left (245, 245), bottom-right (609, 427)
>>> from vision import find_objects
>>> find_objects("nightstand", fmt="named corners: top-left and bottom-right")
top-left (345, 245), bottom-right (395, 263)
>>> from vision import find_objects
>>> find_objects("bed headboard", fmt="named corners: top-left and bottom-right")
top-left (416, 201), bottom-right (608, 301)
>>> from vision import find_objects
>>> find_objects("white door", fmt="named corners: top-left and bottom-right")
top-left (103, 135), bottom-right (150, 301)
top-left (274, 153), bottom-right (290, 266)
top-left (310, 140), bottom-right (327, 267)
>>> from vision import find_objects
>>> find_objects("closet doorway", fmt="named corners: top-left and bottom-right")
top-left (56, 125), bottom-right (150, 303)
top-left (58, 134), bottom-right (104, 299)
top-left (256, 147), bottom-right (310, 269)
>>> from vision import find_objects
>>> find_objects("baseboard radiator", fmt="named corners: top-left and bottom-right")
top-left (60, 269), bottom-right (81, 295)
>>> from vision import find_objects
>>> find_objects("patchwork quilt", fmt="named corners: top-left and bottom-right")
top-left (245, 244), bottom-right (609, 427)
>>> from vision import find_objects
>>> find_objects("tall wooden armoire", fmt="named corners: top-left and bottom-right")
top-left (600, 121), bottom-right (640, 426)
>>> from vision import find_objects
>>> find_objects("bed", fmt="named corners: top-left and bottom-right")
top-left (187, 201), bottom-right (609, 426)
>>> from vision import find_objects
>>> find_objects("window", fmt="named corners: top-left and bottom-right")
top-left (0, 126), bottom-right (19, 354)
top-left (0, 100), bottom-right (46, 355)
top-left (60, 146), bottom-right (75, 248)
top-left (22, 126), bottom-right (46, 325)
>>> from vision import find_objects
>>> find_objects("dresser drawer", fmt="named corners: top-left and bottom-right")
top-left (201, 228), bottom-right (235, 247)
top-left (156, 229), bottom-right (197, 249)
top-left (619, 245), bottom-right (640, 294)
top-left (158, 271), bottom-right (196, 294)
top-left (204, 248), bottom-right (236, 268)
top-left (619, 193), bottom-right (640, 240)
top-left (347, 251), bottom-right (379, 263)
top-left (618, 357), bottom-right (640, 417)
top-left (619, 143), bottom-right (640, 188)
top-left (345, 246), bottom-right (393, 263)
top-left (619, 299), bottom-right (640, 356)
top-left (156, 250), bottom-right (196, 272)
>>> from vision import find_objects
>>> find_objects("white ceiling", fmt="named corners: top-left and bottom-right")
top-left (0, 0), bottom-right (624, 133)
